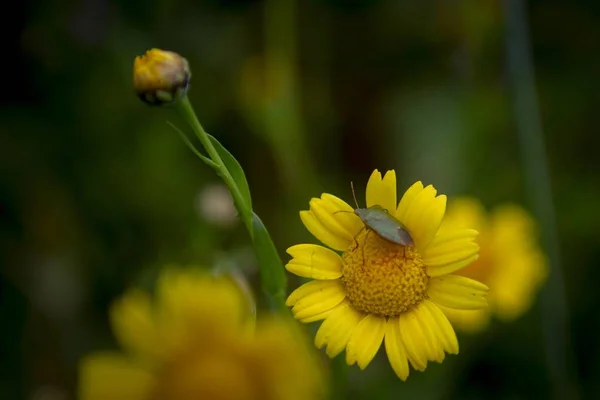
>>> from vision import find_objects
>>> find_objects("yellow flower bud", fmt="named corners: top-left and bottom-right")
top-left (133, 48), bottom-right (191, 106)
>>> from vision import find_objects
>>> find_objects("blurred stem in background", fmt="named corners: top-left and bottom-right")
top-left (264, 0), bottom-right (344, 389)
top-left (263, 0), bottom-right (319, 198)
top-left (504, 0), bottom-right (579, 398)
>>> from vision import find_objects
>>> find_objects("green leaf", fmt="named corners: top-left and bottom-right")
top-left (252, 211), bottom-right (289, 313)
top-left (166, 121), bottom-right (219, 170)
top-left (207, 133), bottom-right (253, 213)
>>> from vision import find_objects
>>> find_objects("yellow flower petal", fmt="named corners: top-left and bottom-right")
top-left (440, 197), bottom-right (487, 232)
top-left (252, 319), bottom-right (329, 400)
top-left (314, 302), bottom-right (363, 358)
top-left (384, 317), bottom-right (410, 381)
top-left (427, 255), bottom-right (479, 279)
top-left (413, 302), bottom-right (445, 363)
top-left (366, 170), bottom-right (397, 213)
top-left (156, 269), bottom-right (248, 351)
top-left (395, 181), bottom-right (424, 222)
top-left (400, 185), bottom-right (446, 252)
top-left (300, 211), bottom-right (350, 252)
top-left (421, 300), bottom-right (459, 355)
top-left (428, 275), bottom-right (489, 310)
top-left (423, 229), bottom-right (480, 277)
top-left (438, 304), bottom-right (490, 334)
top-left (491, 252), bottom-right (546, 322)
top-left (109, 290), bottom-right (161, 361)
top-left (477, 202), bottom-right (547, 323)
top-left (287, 279), bottom-right (338, 306)
top-left (346, 314), bottom-right (387, 369)
top-left (285, 244), bottom-right (343, 280)
top-left (321, 193), bottom-right (364, 237)
top-left (78, 353), bottom-right (154, 400)
top-left (287, 280), bottom-right (319, 306)
top-left (398, 310), bottom-right (428, 371)
top-left (298, 307), bottom-right (335, 323)
top-left (289, 280), bottom-right (346, 320)
top-left (309, 198), bottom-right (355, 242)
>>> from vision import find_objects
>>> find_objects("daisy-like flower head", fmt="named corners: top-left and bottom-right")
top-left (79, 268), bottom-right (326, 400)
top-left (285, 170), bottom-right (489, 380)
top-left (439, 198), bottom-right (548, 332)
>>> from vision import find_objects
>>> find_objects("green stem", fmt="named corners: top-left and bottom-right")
top-left (175, 95), bottom-right (289, 314)
top-left (263, 0), bottom-right (319, 200)
top-left (251, 212), bottom-right (289, 314)
top-left (176, 95), bottom-right (253, 236)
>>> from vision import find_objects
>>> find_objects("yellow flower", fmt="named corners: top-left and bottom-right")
top-left (285, 170), bottom-right (489, 380)
top-left (438, 198), bottom-right (548, 332)
top-left (133, 49), bottom-right (191, 106)
top-left (79, 268), bottom-right (326, 400)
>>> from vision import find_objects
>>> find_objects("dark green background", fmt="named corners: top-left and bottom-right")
top-left (1, 0), bottom-right (598, 398)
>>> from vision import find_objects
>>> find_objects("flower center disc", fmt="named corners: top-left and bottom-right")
top-left (341, 229), bottom-right (429, 317)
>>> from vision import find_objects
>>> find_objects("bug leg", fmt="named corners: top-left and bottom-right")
top-left (362, 229), bottom-right (371, 265)
top-left (350, 226), bottom-right (365, 251)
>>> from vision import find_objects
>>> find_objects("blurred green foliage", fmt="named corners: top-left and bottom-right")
top-left (2, 0), bottom-right (600, 398)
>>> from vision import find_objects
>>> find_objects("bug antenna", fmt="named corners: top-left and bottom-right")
top-left (350, 181), bottom-right (360, 209)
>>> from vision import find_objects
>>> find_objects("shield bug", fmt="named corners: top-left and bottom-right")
top-left (348, 182), bottom-right (414, 246)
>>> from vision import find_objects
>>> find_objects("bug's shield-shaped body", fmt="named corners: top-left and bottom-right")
top-left (355, 205), bottom-right (414, 246)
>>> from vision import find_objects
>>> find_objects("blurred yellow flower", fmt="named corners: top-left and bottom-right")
top-left (79, 268), bottom-right (326, 400)
top-left (133, 48), bottom-right (191, 106)
top-left (439, 198), bottom-right (548, 332)
top-left (285, 170), bottom-right (488, 381)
